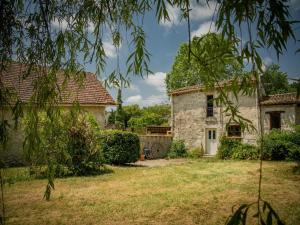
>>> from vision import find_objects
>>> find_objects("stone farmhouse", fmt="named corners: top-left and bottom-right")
top-left (170, 85), bottom-right (300, 155)
top-left (1, 62), bottom-right (115, 166)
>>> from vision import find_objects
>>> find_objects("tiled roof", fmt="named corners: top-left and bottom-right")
top-left (169, 78), bottom-right (256, 96)
top-left (170, 83), bottom-right (300, 106)
top-left (1, 62), bottom-right (115, 105)
top-left (169, 85), bottom-right (204, 95)
top-left (260, 93), bottom-right (300, 105)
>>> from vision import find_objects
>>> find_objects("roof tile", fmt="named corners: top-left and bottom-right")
top-left (260, 93), bottom-right (300, 105)
top-left (1, 62), bottom-right (115, 105)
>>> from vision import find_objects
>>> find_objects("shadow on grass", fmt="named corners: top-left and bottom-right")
top-left (292, 165), bottom-right (300, 174)
top-left (3, 165), bottom-right (114, 185)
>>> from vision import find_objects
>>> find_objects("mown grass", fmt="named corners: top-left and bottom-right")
top-left (2, 159), bottom-right (300, 225)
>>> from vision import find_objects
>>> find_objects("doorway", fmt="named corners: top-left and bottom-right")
top-left (206, 129), bottom-right (217, 155)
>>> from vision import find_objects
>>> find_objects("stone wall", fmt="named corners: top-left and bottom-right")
top-left (139, 135), bottom-right (172, 159)
top-left (295, 104), bottom-right (300, 125)
top-left (172, 90), bottom-right (259, 151)
top-left (261, 104), bottom-right (297, 132)
top-left (0, 105), bottom-right (106, 167)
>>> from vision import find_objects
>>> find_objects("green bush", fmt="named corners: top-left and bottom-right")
top-left (287, 126), bottom-right (300, 165)
top-left (217, 136), bottom-right (258, 160)
top-left (168, 139), bottom-right (187, 158)
top-left (99, 130), bottom-right (140, 164)
top-left (23, 110), bottom-right (103, 176)
top-left (187, 146), bottom-right (204, 159)
top-left (67, 117), bottom-right (103, 175)
top-left (261, 129), bottom-right (293, 160)
top-left (217, 137), bottom-right (241, 159)
top-left (231, 144), bottom-right (259, 160)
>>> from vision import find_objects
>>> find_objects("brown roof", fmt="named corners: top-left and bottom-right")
top-left (1, 62), bottom-right (115, 105)
top-left (169, 85), bottom-right (204, 95)
top-left (170, 84), bottom-right (300, 106)
top-left (169, 78), bottom-right (257, 96)
top-left (260, 93), bottom-right (300, 105)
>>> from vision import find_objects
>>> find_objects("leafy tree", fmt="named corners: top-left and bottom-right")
top-left (262, 64), bottom-right (292, 95)
top-left (123, 104), bottom-right (142, 128)
top-left (128, 104), bottom-right (170, 131)
top-left (107, 109), bottom-right (116, 125)
top-left (0, 2), bottom-right (299, 224)
top-left (115, 89), bottom-right (125, 130)
top-left (142, 104), bottom-right (170, 120)
top-left (108, 104), bottom-right (142, 128)
top-left (289, 81), bottom-right (300, 94)
top-left (166, 33), bottom-right (243, 92)
top-left (108, 104), bottom-right (169, 131)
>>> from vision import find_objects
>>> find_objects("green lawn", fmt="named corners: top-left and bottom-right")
top-left (2, 159), bottom-right (300, 225)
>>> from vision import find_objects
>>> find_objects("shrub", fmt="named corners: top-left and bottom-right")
top-left (99, 130), bottom-right (140, 164)
top-left (287, 126), bottom-right (300, 166)
top-left (231, 144), bottom-right (259, 160)
top-left (288, 147), bottom-right (300, 166)
top-left (217, 137), bottom-right (241, 159)
top-left (188, 146), bottom-right (204, 159)
top-left (67, 117), bottom-right (103, 175)
top-left (168, 139), bottom-right (187, 158)
top-left (261, 129), bottom-right (292, 160)
top-left (23, 110), bottom-right (103, 176)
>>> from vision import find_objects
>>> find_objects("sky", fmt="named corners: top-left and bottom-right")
top-left (80, 0), bottom-right (300, 109)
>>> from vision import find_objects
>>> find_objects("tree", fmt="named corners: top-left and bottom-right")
top-left (0, 1), bottom-right (299, 222)
top-left (107, 104), bottom-right (142, 128)
top-left (108, 104), bottom-right (170, 131)
top-left (166, 33), bottom-right (243, 92)
top-left (115, 89), bottom-right (125, 130)
top-left (123, 104), bottom-right (142, 128)
top-left (128, 104), bottom-right (170, 131)
top-left (262, 64), bottom-right (292, 95)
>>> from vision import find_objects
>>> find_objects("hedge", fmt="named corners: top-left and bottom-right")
top-left (262, 127), bottom-right (300, 162)
top-left (217, 137), bottom-right (259, 160)
top-left (98, 130), bottom-right (140, 164)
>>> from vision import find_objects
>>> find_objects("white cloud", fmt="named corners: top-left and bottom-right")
top-left (51, 18), bottom-right (69, 30)
top-left (52, 18), bottom-right (94, 32)
top-left (51, 18), bottom-right (119, 58)
top-left (125, 95), bottom-right (143, 104)
top-left (160, 0), bottom-right (218, 28)
top-left (160, 4), bottom-right (181, 28)
top-left (124, 93), bottom-right (169, 106)
top-left (263, 57), bottom-right (273, 66)
top-left (191, 21), bottom-right (218, 38)
top-left (88, 22), bottom-right (95, 32)
top-left (145, 72), bottom-right (167, 92)
top-left (128, 84), bottom-right (140, 92)
top-left (142, 94), bottom-right (169, 106)
top-left (190, 1), bottom-right (218, 21)
top-left (103, 41), bottom-right (117, 58)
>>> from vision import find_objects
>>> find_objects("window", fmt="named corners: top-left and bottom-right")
top-left (207, 95), bottom-right (214, 117)
top-left (270, 112), bottom-right (281, 130)
top-left (227, 125), bottom-right (241, 137)
top-left (212, 130), bottom-right (216, 139)
top-left (208, 130), bottom-right (216, 140)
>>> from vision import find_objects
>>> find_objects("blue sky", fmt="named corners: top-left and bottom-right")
top-left (82, 0), bottom-right (300, 108)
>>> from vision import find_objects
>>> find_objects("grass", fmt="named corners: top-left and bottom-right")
top-left (2, 159), bottom-right (300, 225)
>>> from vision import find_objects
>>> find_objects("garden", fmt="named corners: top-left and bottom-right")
top-left (2, 160), bottom-right (300, 225)
top-left (1, 110), bottom-right (300, 224)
